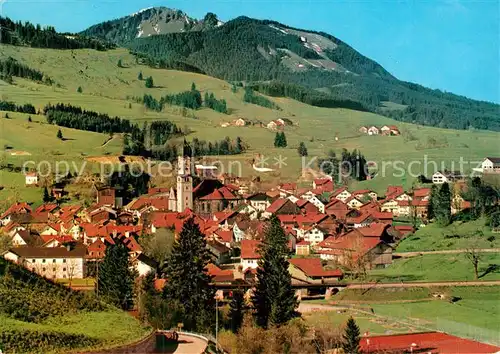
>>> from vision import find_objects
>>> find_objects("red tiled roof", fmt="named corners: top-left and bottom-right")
top-left (206, 263), bottom-right (234, 283)
top-left (35, 204), bottom-right (58, 214)
top-left (357, 223), bottom-right (389, 237)
top-left (413, 188), bottom-right (431, 198)
top-left (314, 178), bottom-right (332, 186)
top-left (318, 235), bottom-right (382, 255)
top-left (154, 278), bottom-right (167, 291)
top-left (1, 202), bottom-right (32, 219)
top-left (352, 189), bottom-right (373, 195)
top-left (331, 187), bottom-right (349, 198)
top-left (241, 239), bottom-right (261, 259)
top-left (128, 197), bottom-right (170, 211)
top-left (296, 240), bottom-right (311, 246)
top-left (289, 257), bottom-right (343, 278)
top-left (360, 332), bottom-right (500, 353)
top-left (214, 229), bottom-right (233, 243)
top-left (372, 211), bottom-right (393, 220)
top-left (386, 185), bottom-right (404, 199)
top-left (200, 186), bottom-right (238, 201)
top-left (279, 183), bottom-right (297, 192)
top-left (266, 198), bottom-right (289, 214)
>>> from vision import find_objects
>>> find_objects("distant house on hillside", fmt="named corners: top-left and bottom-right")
top-left (480, 157), bottom-right (500, 173)
top-left (432, 170), bottom-right (464, 184)
top-left (267, 119), bottom-right (285, 131)
top-left (359, 126), bottom-right (368, 134)
top-left (25, 172), bottom-right (38, 186)
top-left (380, 125), bottom-right (400, 136)
top-left (367, 126), bottom-right (380, 135)
top-left (233, 118), bottom-right (248, 127)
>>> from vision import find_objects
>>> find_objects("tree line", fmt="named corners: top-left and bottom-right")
top-left (243, 87), bottom-right (281, 110)
top-left (0, 100), bottom-right (36, 115)
top-left (0, 57), bottom-right (53, 85)
top-left (191, 136), bottom-right (245, 156)
top-left (317, 148), bottom-right (368, 181)
top-left (0, 16), bottom-right (115, 50)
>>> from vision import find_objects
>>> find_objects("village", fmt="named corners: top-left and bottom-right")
top-left (3, 154), bottom-right (499, 298)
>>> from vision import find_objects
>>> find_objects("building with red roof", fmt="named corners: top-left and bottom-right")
top-left (206, 263), bottom-right (234, 284)
top-left (289, 257), bottom-right (343, 284)
top-left (240, 239), bottom-right (261, 270)
top-left (1, 202), bottom-right (32, 225)
top-left (360, 332), bottom-right (500, 353)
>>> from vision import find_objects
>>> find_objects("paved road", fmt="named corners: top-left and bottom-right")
top-left (173, 334), bottom-right (207, 354)
top-left (394, 248), bottom-right (500, 257)
top-left (347, 280), bottom-right (500, 289)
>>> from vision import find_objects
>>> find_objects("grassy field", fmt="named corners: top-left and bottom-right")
top-left (396, 218), bottom-right (500, 251)
top-left (371, 287), bottom-right (500, 345)
top-left (1, 45), bottom-right (500, 205)
top-left (305, 286), bottom-right (500, 345)
top-left (0, 310), bottom-right (150, 353)
top-left (366, 253), bottom-right (500, 282)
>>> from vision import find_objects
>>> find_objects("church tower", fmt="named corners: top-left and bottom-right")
top-left (176, 143), bottom-right (193, 212)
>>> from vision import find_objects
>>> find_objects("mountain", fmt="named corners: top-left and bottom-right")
top-left (81, 7), bottom-right (222, 43)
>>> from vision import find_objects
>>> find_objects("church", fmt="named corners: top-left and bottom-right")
top-left (166, 153), bottom-right (243, 216)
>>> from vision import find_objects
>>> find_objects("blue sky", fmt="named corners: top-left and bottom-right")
top-left (2, 0), bottom-right (499, 103)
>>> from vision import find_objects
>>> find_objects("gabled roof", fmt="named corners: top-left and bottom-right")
top-left (485, 157), bottom-right (500, 164)
top-left (331, 187), bottom-right (349, 197)
top-left (356, 223), bottom-right (389, 238)
top-left (206, 263), bottom-right (234, 283)
top-left (241, 239), bottom-right (261, 259)
top-left (1, 202), bottom-right (32, 219)
top-left (35, 204), bottom-right (58, 214)
top-left (289, 257), bottom-right (343, 278)
top-left (265, 198), bottom-right (289, 214)
top-left (214, 229), bottom-right (233, 244)
top-left (199, 186), bottom-right (238, 200)
top-left (359, 332), bottom-right (500, 354)
top-left (6, 244), bottom-right (87, 258)
top-left (413, 188), bottom-right (431, 198)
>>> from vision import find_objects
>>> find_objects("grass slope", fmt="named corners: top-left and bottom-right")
top-left (396, 218), bottom-right (500, 251)
top-left (0, 45), bottom-right (499, 205)
top-left (366, 253), bottom-right (500, 282)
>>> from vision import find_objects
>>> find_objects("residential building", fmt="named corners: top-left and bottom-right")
top-left (432, 170), bottom-right (464, 184)
top-left (480, 157), bottom-right (500, 173)
top-left (240, 239), bottom-right (261, 270)
top-left (25, 172), bottom-right (38, 186)
top-left (289, 257), bottom-right (343, 284)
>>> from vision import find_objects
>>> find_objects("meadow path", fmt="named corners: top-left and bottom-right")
top-left (394, 248), bottom-right (500, 258)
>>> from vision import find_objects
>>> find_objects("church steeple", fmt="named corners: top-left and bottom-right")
top-left (176, 141), bottom-right (193, 212)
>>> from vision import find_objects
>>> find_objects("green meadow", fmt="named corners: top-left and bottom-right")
top-left (1, 45), bottom-right (499, 205)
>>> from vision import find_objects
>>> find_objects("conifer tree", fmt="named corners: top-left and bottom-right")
top-left (428, 184), bottom-right (438, 220)
top-left (56, 129), bottom-right (63, 139)
top-left (163, 218), bottom-right (215, 331)
top-left (77, 86), bottom-right (82, 93)
top-left (28, 116), bottom-right (32, 122)
top-left (145, 76), bottom-right (154, 88)
top-left (252, 216), bottom-right (297, 328)
top-left (297, 142), bottom-right (308, 156)
top-left (138, 71), bottom-right (143, 80)
top-left (117, 59), bottom-right (122, 67)
top-left (435, 182), bottom-right (452, 225)
top-left (342, 317), bottom-right (361, 354)
top-left (191, 82), bottom-right (196, 91)
top-left (274, 132), bottom-right (281, 147)
top-left (42, 186), bottom-right (51, 203)
top-left (281, 132), bottom-right (288, 147)
top-left (97, 243), bottom-right (136, 310)
top-left (229, 289), bottom-right (245, 333)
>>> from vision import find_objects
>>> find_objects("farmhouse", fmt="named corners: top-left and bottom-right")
top-left (25, 172), bottom-right (38, 186)
top-left (432, 170), bottom-right (464, 184)
top-left (288, 257), bottom-right (343, 284)
top-left (367, 126), bottom-right (380, 135)
top-left (240, 239), bottom-right (261, 270)
top-left (266, 119), bottom-right (285, 131)
top-left (481, 157), bottom-right (500, 173)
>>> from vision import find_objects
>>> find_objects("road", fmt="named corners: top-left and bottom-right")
top-left (173, 334), bottom-right (208, 354)
top-left (394, 248), bottom-right (500, 258)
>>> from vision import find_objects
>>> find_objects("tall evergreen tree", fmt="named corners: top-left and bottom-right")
top-left (56, 129), bottom-right (63, 139)
top-left (342, 317), bottom-right (361, 354)
top-left (145, 76), bottom-right (154, 88)
top-left (297, 142), bottom-right (308, 156)
top-left (162, 218), bottom-right (215, 331)
top-left (427, 184), bottom-right (438, 220)
top-left (436, 182), bottom-right (452, 226)
top-left (97, 243), bottom-right (135, 310)
top-left (252, 216), bottom-right (297, 328)
top-left (280, 132), bottom-right (287, 147)
top-left (229, 289), bottom-right (245, 333)
top-left (77, 86), bottom-right (82, 93)
top-left (42, 186), bottom-right (51, 203)
top-left (274, 132), bottom-right (281, 148)
top-left (138, 71), bottom-right (143, 80)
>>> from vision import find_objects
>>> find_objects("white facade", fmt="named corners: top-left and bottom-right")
top-left (432, 172), bottom-right (449, 184)
top-left (3, 251), bottom-right (85, 279)
top-left (335, 190), bottom-right (352, 203)
top-left (25, 174), bottom-right (38, 185)
top-left (177, 156), bottom-right (193, 212)
top-left (241, 257), bottom-right (259, 270)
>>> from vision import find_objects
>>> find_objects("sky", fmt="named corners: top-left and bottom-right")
top-left (2, 0), bottom-right (499, 103)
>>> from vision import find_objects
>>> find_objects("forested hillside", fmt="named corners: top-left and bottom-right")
top-left (91, 14), bottom-right (499, 132)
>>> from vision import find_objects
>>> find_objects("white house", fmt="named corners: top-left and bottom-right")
top-left (300, 191), bottom-right (325, 213)
top-left (246, 193), bottom-right (272, 212)
top-left (297, 225), bottom-right (325, 245)
top-left (25, 172), bottom-right (38, 186)
top-left (240, 240), bottom-right (261, 270)
top-left (432, 171), bottom-right (463, 184)
top-left (332, 188), bottom-right (352, 203)
top-left (346, 197), bottom-right (364, 210)
top-left (480, 157), bottom-right (500, 173)
top-left (367, 126), bottom-right (380, 135)
top-left (3, 245), bottom-right (87, 279)
top-left (132, 253), bottom-right (158, 276)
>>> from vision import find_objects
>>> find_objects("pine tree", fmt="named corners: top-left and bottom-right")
top-left (274, 132), bottom-right (281, 148)
top-left (97, 242), bottom-right (136, 310)
top-left (42, 186), bottom-right (51, 203)
top-left (342, 317), bottom-right (361, 354)
top-left (117, 59), bottom-right (122, 67)
top-left (191, 82), bottom-right (196, 91)
top-left (145, 76), bottom-right (154, 88)
top-left (297, 142), bottom-right (308, 156)
top-left (138, 71), bottom-right (143, 80)
top-left (28, 116), bottom-right (32, 122)
top-left (77, 86), bottom-right (82, 93)
top-left (56, 129), bottom-right (63, 139)
top-left (163, 218), bottom-right (215, 331)
top-left (435, 182), bottom-right (452, 226)
top-left (428, 184), bottom-right (438, 220)
top-left (280, 132), bottom-right (287, 148)
top-left (252, 216), bottom-right (297, 328)
top-left (229, 289), bottom-right (245, 333)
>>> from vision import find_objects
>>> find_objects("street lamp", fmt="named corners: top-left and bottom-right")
top-left (215, 290), bottom-right (224, 352)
